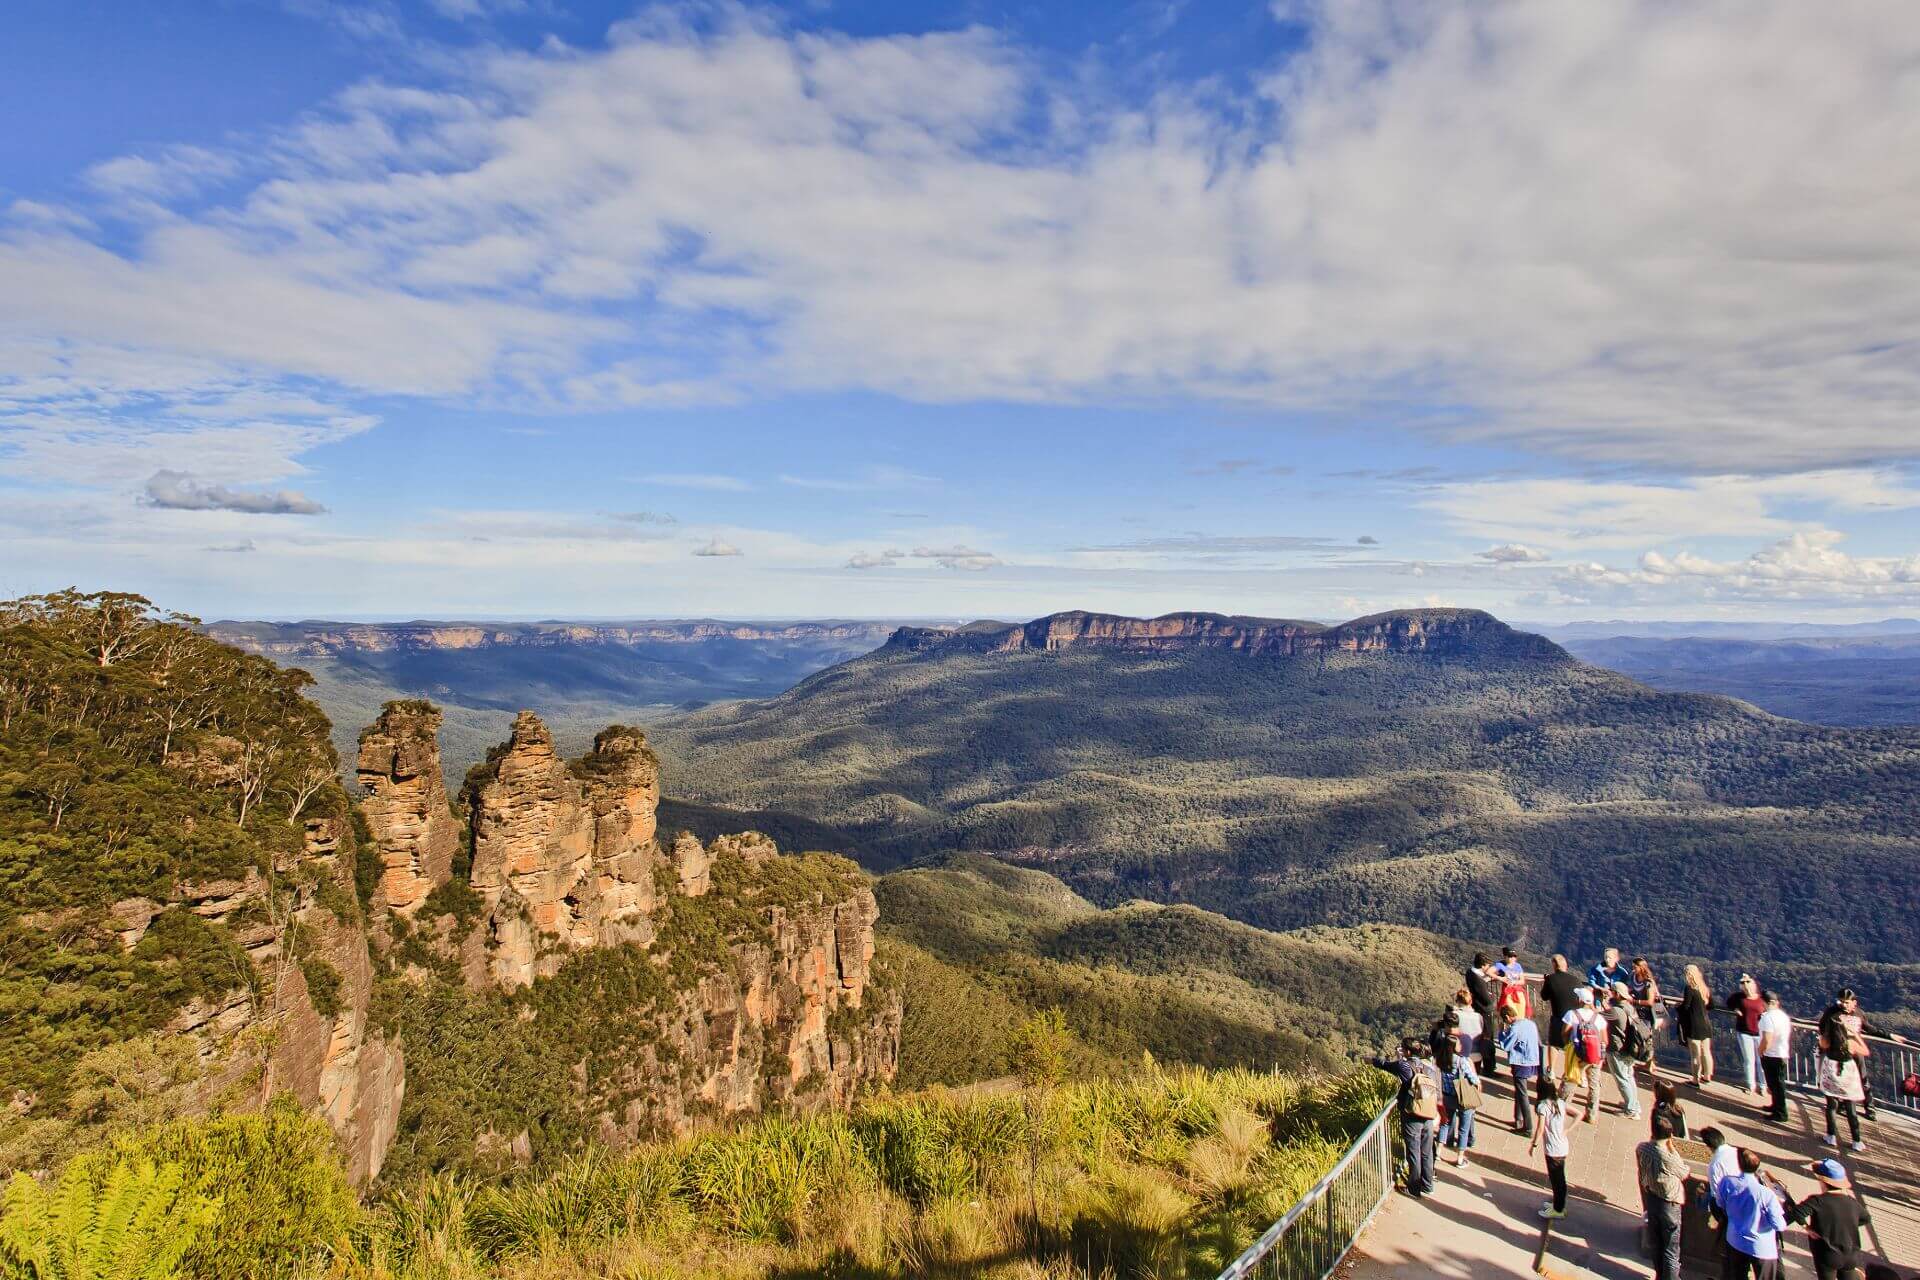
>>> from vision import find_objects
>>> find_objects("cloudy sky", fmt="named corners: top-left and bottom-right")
top-left (3, 0), bottom-right (1918, 622)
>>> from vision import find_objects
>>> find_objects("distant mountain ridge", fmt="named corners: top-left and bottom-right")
top-left (885, 607), bottom-right (1566, 660)
top-left (208, 618), bottom-right (905, 658)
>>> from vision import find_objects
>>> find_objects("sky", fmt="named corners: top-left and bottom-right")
top-left (3, 0), bottom-right (1919, 623)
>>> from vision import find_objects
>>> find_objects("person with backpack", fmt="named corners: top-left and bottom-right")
top-left (1728, 973), bottom-right (1767, 1096)
top-left (1680, 964), bottom-right (1716, 1087)
top-left (1370, 1036), bottom-right (1444, 1198)
top-left (1819, 988), bottom-right (1911, 1124)
top-left (1758, 990), bottom-right (1793, 1123)
top-left (1501, 1006), bottom-right (1543, 1137)
top-left (1528, 1076), bottom-right (1572, 1221)
top-left (1602, 981), bottom-right (1646, 1120)
top-left (1442, 1026), bottom-right (1482, 1166)
top-left (1561, 986), bottom-right (1609, 1124)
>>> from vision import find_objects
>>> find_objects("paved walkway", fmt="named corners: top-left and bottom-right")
top-left (1343, 1070), bottom-right (1920, 1278)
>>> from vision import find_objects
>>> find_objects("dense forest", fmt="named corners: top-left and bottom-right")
top-left (653, 616), bottom-right (1920, 969)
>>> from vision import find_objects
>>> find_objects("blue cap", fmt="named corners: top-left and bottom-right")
top-left (1812, 1158), bottom-right (1847, 1183)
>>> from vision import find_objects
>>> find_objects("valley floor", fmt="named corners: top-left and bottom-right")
top-left (1345, 1075), bottom-right (1920, 1279)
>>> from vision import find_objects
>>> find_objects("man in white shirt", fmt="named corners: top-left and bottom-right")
top-left (1757, 991), bottom-right (1793, 1123)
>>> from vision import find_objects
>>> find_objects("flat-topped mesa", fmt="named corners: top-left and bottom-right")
top-left (885, 608), bottom-right (1568, 661)
top-left (356, 700), bottom-right (459, 917)
top-left (465, 711), bottom-right (666, 987)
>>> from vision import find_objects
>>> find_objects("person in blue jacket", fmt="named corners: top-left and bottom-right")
top-left (1501, 1013), bottom-right (1543, 1137)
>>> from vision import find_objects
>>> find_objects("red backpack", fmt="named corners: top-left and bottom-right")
top-left (1499, 981), bottom-right (1531, 1022)
top-left (1577, 1013), bottom-right (1608, 1066)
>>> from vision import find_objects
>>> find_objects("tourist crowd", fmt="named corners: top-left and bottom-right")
top-left (1370, 949), bottom-right (1915, 1280)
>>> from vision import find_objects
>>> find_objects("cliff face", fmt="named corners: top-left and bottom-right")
top-left (116, 815), bottom-right (404, 1185)
top-left (886, 608), bottom-right (1567, 661)
top-left (356, 702), bottom-right (459, 917)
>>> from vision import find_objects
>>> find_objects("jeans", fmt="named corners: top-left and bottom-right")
top-left (1649, 1197), bottom-right (1683, 1280)
top-left (1513, 1069), bottom-right (1536, 1134)
top-left (1402, 1117), bottom-right (1436, 1194)
top-left (1545, 1153), bottom-right (1567, 1213)
top-left (1763, 1056), bottom-right (1789, 1120)
top-left (1443, 1102), bottom-right (1476, 1151)
top-left (1607, 1051), bottom-right (1639, 1115)
top-left (1738, 1033), bottom-right (1760, 1091)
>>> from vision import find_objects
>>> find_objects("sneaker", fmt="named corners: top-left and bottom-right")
top-left (1823, 1135), bottom-right (1838, 1147)
top-left (1626, 1110), bottom-right (1642, 1120)
top-left (1539, 1206), bottom-right (1566, 1220)
top-left (1458, 1155), bottom-right (1471, 1168)
top-left (1851, 1142), bottom-right (1867, 1153)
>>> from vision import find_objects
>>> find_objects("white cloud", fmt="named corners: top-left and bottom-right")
top-left (2, 2), bottom-right (1916, 474)
top-left (144, 470), bottom-right (328, 515)
top-left (846, 549), bottom-right (904, 569)
top-left (780, 465), bottom-right (935, 492)
top-left (912, 544), bottom-right (999, 571)
top-left (637, 473), bottom-right (752, 492)
top-left (692, 537), bottom-right (744, 557)
top-left (1478, 543), bottom-right (1549, 564)
top-left (1555, 531), bottom-right (1920, 605)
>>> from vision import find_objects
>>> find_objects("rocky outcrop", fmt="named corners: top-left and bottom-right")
top-left (120, 815), bottom-right (403, 1185)
top-left (463, 713), bottom-right (664, 988)
top-left (587, 833), bottom-right (899, 1140)
top-left (887, 608), bottom-right (1568, 662)
top-left (356, 702), bottom-right (459, 917)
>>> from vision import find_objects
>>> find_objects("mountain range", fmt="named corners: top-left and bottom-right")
top-left (652, 608), bottom-right (1920, 971)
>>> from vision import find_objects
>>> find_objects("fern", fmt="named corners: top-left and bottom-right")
top-left (0, 1158), bottom-right (217, 1280)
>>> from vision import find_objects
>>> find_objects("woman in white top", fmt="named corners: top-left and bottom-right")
top-left (1528, 1076), bottom-right (1572, 1220)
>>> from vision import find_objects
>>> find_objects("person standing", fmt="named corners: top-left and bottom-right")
top-left (1562, 987), bottom-right (1608, 1124)
top-left (1603, 981), bottom-right (1645, 1119)
top-left (1497, 946), bottom-right (1525, 983)
top-left (1791, 1158), bottom-right (1874, 1280)
top-left (1542, 955), bottom-right (1582, 1054)
top-left (1819, 988), bottom-right (1911, 1124)
top-left (1651, 1079), bottom-right (1690, 1141)
top-left (1680, 964), bottom-right (1716, 1087)
top-left (1700, 1126), bottom-right (1738, 1196)
top-left (1456, 982), bottom-right (1488, 1074)
top-left (1442, 1031), bottom-right (1481, 1167)
top-left (1371, 1037), bottom-right (1444, 1198)
top-left (1820, 1045), bottom-right (1868, 1152)
top-left (1637, 1113), bottom-right (1688, 1280)
top-left (1589, 946), bottom-right (1630, 999)
top-left (1529, 1076), bottom-right (1572, 1221)
top-left (1467, 956), bottom-right (1500, 1076)
top-left (1728, 974), bottom-right (1767, 1096)
top-left (1630, 957), bottom-right (1666, 1051)
top-left (1714, 1148), bottom-right (1790, 1280)
top-left (1502, 1009), bottom-right (1543, 1137)
top-left (1758, 991), bottom-right (1793, 1123)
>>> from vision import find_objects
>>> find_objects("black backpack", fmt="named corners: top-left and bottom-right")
top-left (1617, 1010), bottom-right (1651, 1062)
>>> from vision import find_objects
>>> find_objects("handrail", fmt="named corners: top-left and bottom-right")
top-left (1519, 972), bottom-right (1911, 1050)
top-left (1215, 1097), bottom-right (1396, 1280)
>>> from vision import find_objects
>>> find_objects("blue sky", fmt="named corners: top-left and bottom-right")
top-left (3, 0), bottom-right (1918, 621)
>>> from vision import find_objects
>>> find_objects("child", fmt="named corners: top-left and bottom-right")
top-left (1528, 1076), bottom-right (1571, 1220)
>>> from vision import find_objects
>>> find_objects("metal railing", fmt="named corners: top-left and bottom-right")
top-left (1216, 1098), bottom-right (1397, 1280)
top-left (1522, 976), bottom-right (1920, 1117)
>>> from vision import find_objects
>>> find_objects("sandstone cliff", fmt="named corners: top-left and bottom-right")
top-left (886, 608), bottom-right (1567, 661)
top-left (361, 706), bottom-right (899, 1151)
top-left (112, 814), bottom-right (404, 1184)
top-left (356, 701), bottom-right (459, 917)
top-left (208, 619), bottom-right (900, 659)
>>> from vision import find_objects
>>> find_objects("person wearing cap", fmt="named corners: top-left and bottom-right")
top-left (1758, 991), bottom-right (1793, 1123)
top-left (1727, 973), bottom-right (1768, 1096)
top-left (1791, 1158), bottom-right (1873, 1280)
top-left (1636, 1112), bottom-right (1687, 1280)
top-left (1713, 1148), bottom-right (1790, 1279)
top-left (1560, 985), bottom-right (1606, 1124)
top-left (1496, 946), bottom-right (1525, 983)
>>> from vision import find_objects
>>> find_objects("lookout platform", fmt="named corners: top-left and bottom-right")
top-left (1343, 1071), bottom-right (1919, 1278)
